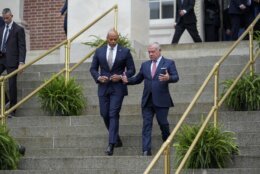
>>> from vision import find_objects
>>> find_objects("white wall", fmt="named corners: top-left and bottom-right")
top-left (68, 0), bottom-right (149, 45)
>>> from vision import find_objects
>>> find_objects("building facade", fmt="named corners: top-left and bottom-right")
top-left (0, 0), bottom-right (225, 50)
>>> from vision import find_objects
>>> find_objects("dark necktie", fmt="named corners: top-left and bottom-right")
top-left (151, 60), bottom-right (157, 78)
top-left (1, 25), bottom-right (9, 53)
top-left (108, 48), bottom-right (113, 69)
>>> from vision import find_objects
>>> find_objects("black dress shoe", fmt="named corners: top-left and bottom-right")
top-left (17, 145), bottom-right (26, 156)
top-left (143, 151), bottom-right (152, 156)
top-left (105, 144), bottom-right (114, 156)
top-left (7, 112), bottom-right (15, 118)
top-left (114, 138), bottom-right (123, 148)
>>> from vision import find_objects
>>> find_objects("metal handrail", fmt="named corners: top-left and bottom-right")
top-left (144, 14), bottom-right (260, 174)
top-left (0, 4), bottom-right (118, 124)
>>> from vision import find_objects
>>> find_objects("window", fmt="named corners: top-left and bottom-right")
top-left (149, 0), bottom-right (174, 19)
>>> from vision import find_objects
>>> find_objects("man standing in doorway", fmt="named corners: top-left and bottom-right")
top-left (171, 0), bottom-right (202, 44)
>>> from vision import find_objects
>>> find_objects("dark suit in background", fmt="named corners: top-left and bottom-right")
top-left (90, 29), bottom-right (135, 156)
top-left (60, 0), bottom-right (67, 35)
top-left (0, 16), bottom-right (4, 27)
top-left (172, 0), bottom-right (202, 43)
top-left (204, 0), bottom-right (220, 41)
top-left (229, 0), bottom-right (254, 40)
top-left (0, 8), bottom-right (26, 116)
top-left (124, 43), bottom-right (179, 155)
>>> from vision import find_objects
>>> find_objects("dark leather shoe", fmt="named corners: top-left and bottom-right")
top-left (143, 151), bottom-right (152, 156)
top-left (18, 145), bottom-right (26, 156)
top-left (105, 144), bottom-right (114, 156)
top-left (114, 138), bottom-right (123, 148)
top-left (7, 112), bottom-right (15, 118)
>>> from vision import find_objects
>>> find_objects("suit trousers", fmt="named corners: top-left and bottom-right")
top-left (142, 95), bottom-right (170, 152)
top-left (0, 61), bottom-right (18, 111)
top-left (172, 22), bottom-right (202, 43)
top-left (98, 86), bottom-right (124, 145)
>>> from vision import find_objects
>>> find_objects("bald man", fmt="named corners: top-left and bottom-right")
top-left (90, 29), bottom-right (135, 156)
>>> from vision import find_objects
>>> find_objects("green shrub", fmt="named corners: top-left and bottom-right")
top-left (83, 34), bottom-right (134, 52)
top-left (38, 76), bottom-right (86, 116)
top-left (173, 123), bottom-right (239, 169)
top-left (222, 73), bottom-right (260, 111)
top-left (0, 125), bottom-right (21, 170)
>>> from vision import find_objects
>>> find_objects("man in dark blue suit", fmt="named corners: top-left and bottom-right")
top-left (90, 29), bottom-right (135, 156)
top-left (171, 0), bottom-right (202, 43)
top-left (122, 42), bottom-right (179, 156)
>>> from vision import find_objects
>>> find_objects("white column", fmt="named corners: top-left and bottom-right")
top-left (68, 0), bottom-right (149, 45)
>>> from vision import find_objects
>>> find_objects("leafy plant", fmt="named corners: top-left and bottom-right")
top-left (221, 73), bottom-right (260, 111)
top-left (173, 123), bottom-right (238, 169)
top-left (38, 76), bottom-right (86, 116)
top-left (0, 125), bottom-right (21, 170)
top-left (83, 34), bottom-right (135, 52)
top-left (254, 30), bottom-right (260, 50)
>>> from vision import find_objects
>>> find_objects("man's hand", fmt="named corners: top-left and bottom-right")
top-left (122, 74), bottom-right (128, 84)
top-left (98, 76), bottom-right (109, 83)
top-left (18, 63), bottom-right (25, 74)
top-left (110, 74), bottom-right (122, 82)
top-left (179, 10), bottom-right (186, 16)
top-left (159, 70), bottom-right (170, 81)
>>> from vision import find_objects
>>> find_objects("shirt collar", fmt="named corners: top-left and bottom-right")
top-left (107, 44), bottom-right (118, 50)
top-left (6, 21), bottom-right (14, 29)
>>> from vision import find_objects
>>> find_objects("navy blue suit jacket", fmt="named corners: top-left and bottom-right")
top-left (128, 57), bottom-right (179, 108)
top-left (90, 45), bottom-right (135, 97)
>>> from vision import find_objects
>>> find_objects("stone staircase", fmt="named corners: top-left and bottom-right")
top-left (2, 41), bottom-right (260, 174)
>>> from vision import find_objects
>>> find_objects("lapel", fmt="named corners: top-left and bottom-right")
top-left (0, 26), bottom-right (4, 44)
top-left (102, 46), bottom-right (110, 70)
top-left (6, 22), bottom-right (15, 43)
top-left (112, 45), bottom-right (122, 70)
top-left (154, 57), bottom-right (165, 78)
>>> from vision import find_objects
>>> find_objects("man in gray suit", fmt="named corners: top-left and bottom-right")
top-left (0, 8), bottom-right (26, 117)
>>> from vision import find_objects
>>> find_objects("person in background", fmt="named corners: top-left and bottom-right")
top-left (60, 0), bottom-right (67, 35)
top-left (122, 42), bottom-right (179, 156)
top-left (90, 29), bottom-right (135, 156)
top-left (0, 8), bottom-right (26, 117)
top-left (204, 0), bottom-right (220, 41)
top-left (229, 0), bottom-right (254, 40)
top-left (223, 7), bottom-right (232, 41)
top-left (0, 16), bottom-right (4, 27)
top-left (171, 0), bottom-right (202, 44)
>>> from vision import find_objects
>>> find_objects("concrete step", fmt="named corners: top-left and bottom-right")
top-left (17, 63), bottom-right (247, 82)
top-left (8, 121), bottom-right (260, 137)
top-left (14, 155), bottom-right (260, 170)
top-left (20, 145), bottom-right (260, 158)
top-left (17, 156), bottom-right (160, 170)
top-left (15, 103), bottom-right (214, 116)
top-left (14, 133), bottom-right (260, 154)
top-left (7, 111), bottom-right (260, 128)
top-left (1, 168), bottom-right (260, 174)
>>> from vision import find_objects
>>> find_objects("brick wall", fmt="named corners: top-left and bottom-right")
top-left (24, 0), bottom-right (66, 50)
